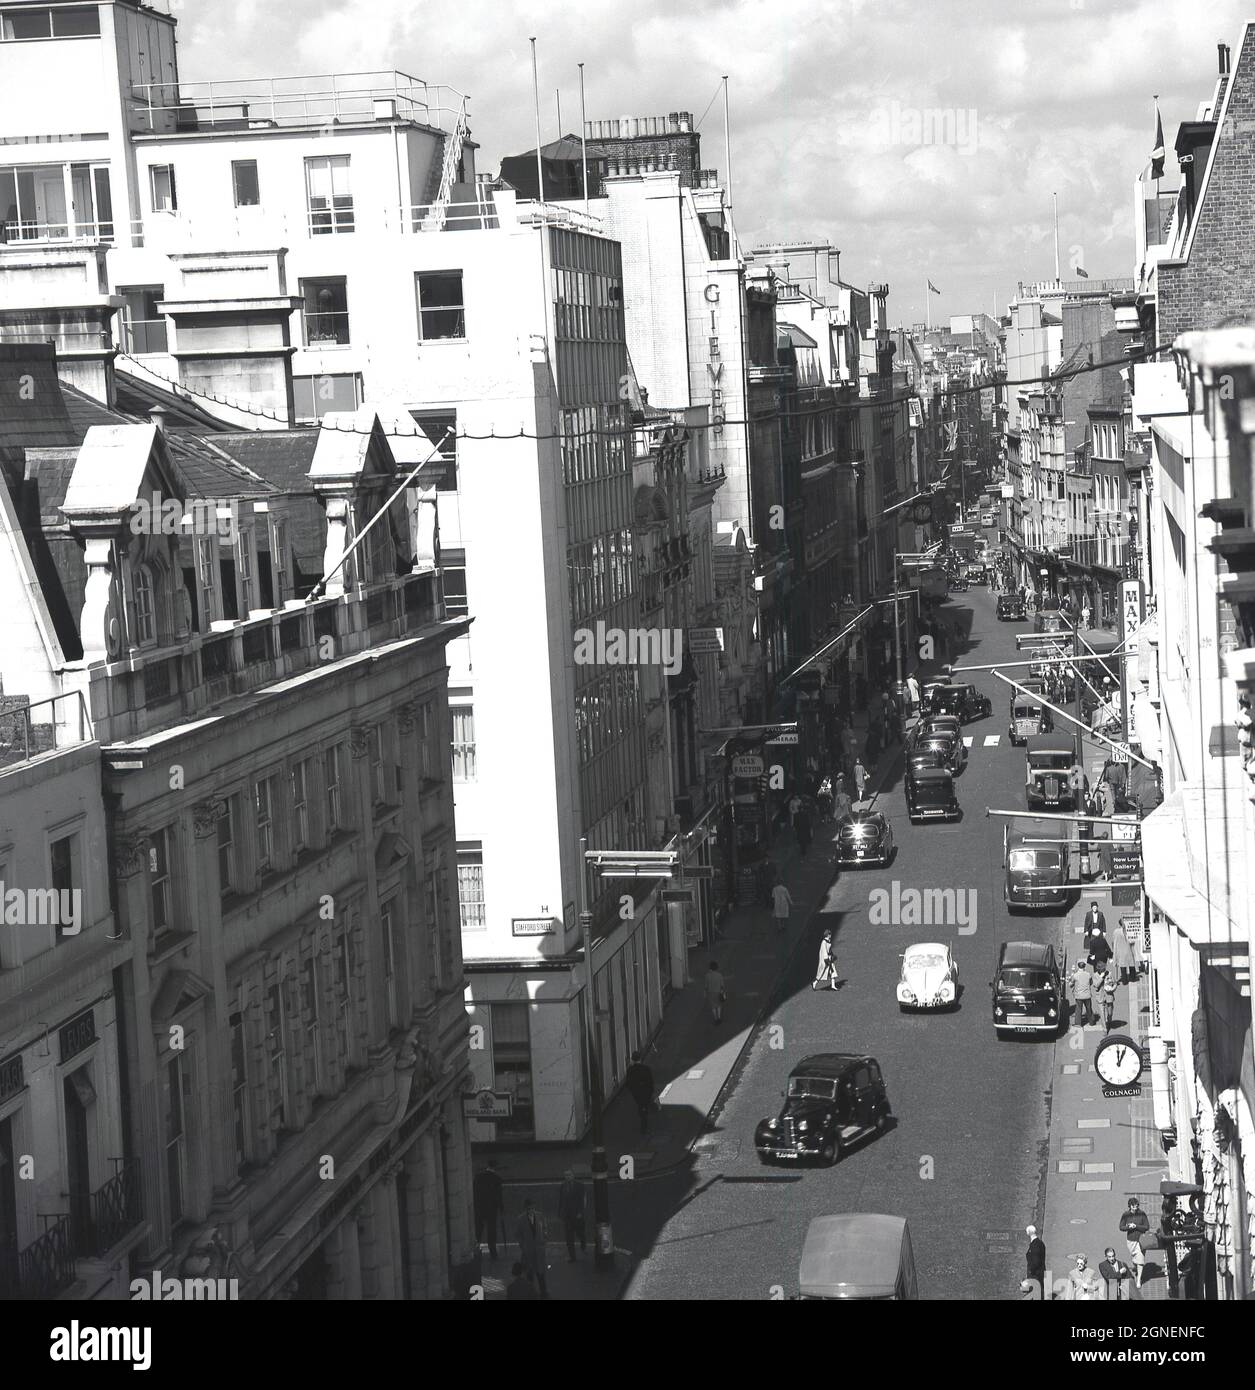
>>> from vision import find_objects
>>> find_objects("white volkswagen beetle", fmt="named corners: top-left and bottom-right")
top-left (897, 942), bottom-right (958, 1011)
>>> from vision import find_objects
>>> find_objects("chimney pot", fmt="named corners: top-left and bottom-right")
top-left (149, 406), bottom-right (168, 435)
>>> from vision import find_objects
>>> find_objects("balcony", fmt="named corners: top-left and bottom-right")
top-left (128, 71), bottom-right (466, 136)
top-left (0, 1216), bottom-right (76, 1300)
top-left (0, 690), bottom-right (90, 771)
top-left (84, 572), bottom-right (448, 746)
top-left (83, 1161), bottom-right (144, 1256)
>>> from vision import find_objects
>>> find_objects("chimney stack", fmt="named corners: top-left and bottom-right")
top-left (149, 406), bottom-right (169, 436)
top-left (1219, 42), bottom-right (1231, 74)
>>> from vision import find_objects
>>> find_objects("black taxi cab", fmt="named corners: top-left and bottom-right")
top-left (990, 941), bottom-right (1065, 1038)
top-left (756, 1054), bottom-right (892, 1166)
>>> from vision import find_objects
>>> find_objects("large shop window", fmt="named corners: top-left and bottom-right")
top-left (491, 1003), bottom-right (534, 1138)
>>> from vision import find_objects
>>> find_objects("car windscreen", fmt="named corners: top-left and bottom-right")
top-left (1013, 701), bottom-right (1043, 717)
top-left (1008, 849), bottom-right (1061, 871)
top-left (999, 967), bottom-right (1051, 990)
top-left (788, 1077), bottom-right (837, 1101)
top-left (906, 951), bottom-right (946, 969)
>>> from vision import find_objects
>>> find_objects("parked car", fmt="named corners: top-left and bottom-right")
top-left (1025, 734), bottom-right (1081, 810)
top-left (897, 942), bottom-right (959, 1010)
top-left (990, 940), bottom-right (1065, 1038)
top-left (915, 713), bottom-right (962, 743)
top-left (913, 728), bottom-right (966, 776)
top-left (1004, 832), bottom-right (1070, 911)
top-left (1034, 608), bottom-right (1068, 635)
top-left (1008, 692), bottom-right (1052, 746)
top-left (798, 1215), bottom-right (918, 1300)
top-left (950, 574), bottom-right (969, 592)
top-left (981, 510), bottom-right (995, 527)
top-left (756, 1054), bottom-right (893, 1167)
top-left (905, 765), bottom-right (960, 823)
top-left (924, 682), bottom-right (991, 723)
top-left (835, 810), bottom-right (895, 867)
top-left (965, 562), bottom-right (986, 583)
top-left (996, 594), bottom-right (1026, 621)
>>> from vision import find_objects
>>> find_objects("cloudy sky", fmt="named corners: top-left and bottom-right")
top-left (171, 0), bottom-right (1249, 325)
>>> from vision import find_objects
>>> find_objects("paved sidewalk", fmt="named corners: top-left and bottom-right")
top-left (1039, 895), bottom-right (1172, 1302)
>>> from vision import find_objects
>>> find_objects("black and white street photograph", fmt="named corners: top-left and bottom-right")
top-left (0, 0), bottom-right (1252, 1360)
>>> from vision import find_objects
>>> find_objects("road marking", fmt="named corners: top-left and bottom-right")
top-left (1076, 1179), bottom-right (1113, 1191)
top-left (1083, 1162), bottom-right (1114, 1173)
top-left (1077, 1118), bottom-right (1111, 1129)
top-left (1057, 1159), bottom-right (1081, 1173)
top-left (984, 734), bottom-right (1001, 746)
top-left (685, 1069), bottom-right (705, 1080)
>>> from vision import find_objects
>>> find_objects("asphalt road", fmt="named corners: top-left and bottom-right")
top-left (622, 577), bottom-right (1083, 1300)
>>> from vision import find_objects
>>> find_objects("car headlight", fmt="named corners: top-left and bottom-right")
top-left (1047, 1007), bottom-right (1057, 1018)
top-left (995, 1006), bottom-right (1005, 1018)
top-left (767, 1118), bottom-right (778, 1129)
top-left (939, 983), bottom-right (955, 1000)
top-left (900, 989), bottom-right (916, 1003)
top-left (798, 1120), bottom-right (809, 1133)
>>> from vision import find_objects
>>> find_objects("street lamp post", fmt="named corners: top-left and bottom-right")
top-left (577, 835), bottom-right (614, 1272)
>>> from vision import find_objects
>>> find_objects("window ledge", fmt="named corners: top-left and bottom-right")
top-left (417, 338), bottom-right (469, 347)
top-left (150, 929), bottom-right (196, 964)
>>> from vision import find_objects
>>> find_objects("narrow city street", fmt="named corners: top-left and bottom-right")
top-left (623, 582), bottom-right (1074, 1299)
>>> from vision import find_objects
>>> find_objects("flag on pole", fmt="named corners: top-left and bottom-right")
top-left (1074, 265), bottom-right (1089, 278)
top-left (928, 280), bottom-right (942, 295)
top-left (1150, 104), bottom-right (1165, 179)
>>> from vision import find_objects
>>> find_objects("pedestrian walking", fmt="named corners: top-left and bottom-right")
top-left (812, 929), bottom-right (840, 991)
top-left (1066, 1254), bottom-right (1101, 1300)
top-left (514, 1199), bottom-right (548, 1297)
top-left (794, 805), bottom-right (813, 857)
top-left (472, 1160), bottom-right (504, 1259)
top-left (787, 792), bottom-right (802, 823)
top-left (1112, 918), bottom-right (1137, 985)
top-left (1071, 959), bottom-right (1095, 1026)
top-left (833, 784), bottom-right (852, 823)
top-left (853, 757), bottom-right (868, 806)
top-left (1119, 1198), bottom-right (1150, 1288)
top-left (1098, 968), bottom-right (1117, 1033)
top-left (865, 723), bottom-right (882, 765)
top-left (705, 960), bottom-right (727, 1023)
top-left (1099, 1247), bottom-right (1132, 1301)
top-left (557, 1170), bottom-right (587, 1262)
top-left (905, 673), bottom-right (921, 715)
top-left (1025, 1225), bottom-right (1047, 1299)
top-left (1087, 927), bottom-right (1113, 971)
top-left (771, 880), bottom-right (794, 933)
top-left (624, 1050), bottom-right (655, 1135)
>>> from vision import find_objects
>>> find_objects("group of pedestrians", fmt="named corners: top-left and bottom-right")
top-left (1070, 899), bottom-right (1139, 1031)
top-left (473, 1163), bottom-right (600, 1298)
top-left (1022, 1195), bottom-right (1154, 1299)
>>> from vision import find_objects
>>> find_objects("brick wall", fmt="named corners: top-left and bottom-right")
top-left (1159, 24), bottom-right (1255, 341)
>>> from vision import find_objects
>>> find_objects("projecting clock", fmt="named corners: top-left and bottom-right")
top-left (1094, 1033), bottom-right (1145, 1089)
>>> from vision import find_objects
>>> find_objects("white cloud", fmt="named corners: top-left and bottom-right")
top-left (165, 0), bottom-right (1251, 322)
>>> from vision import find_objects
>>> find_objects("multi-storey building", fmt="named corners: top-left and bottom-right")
top-left (1116, 28), bottom-right (1255, 1300)
top-left (0, 340), bottom-right (472, 1298)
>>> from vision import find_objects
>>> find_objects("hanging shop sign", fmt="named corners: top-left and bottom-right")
top-left (730, 754), bottom-right (765, 779)
top-left (463, 1088), bottom-right (513, 1121)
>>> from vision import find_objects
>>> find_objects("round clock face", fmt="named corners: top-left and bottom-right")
top-left (1095, 1033), bottom-right (1144, 1086)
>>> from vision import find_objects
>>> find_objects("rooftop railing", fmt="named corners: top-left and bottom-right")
top-left (127, 71), bottom-right (466, 136)
top-left (0, 690), bottom-right (91, 771)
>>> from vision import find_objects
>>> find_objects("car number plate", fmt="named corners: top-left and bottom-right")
top-left (1014, 1016), bottom-right (1045, 1026)
top-left (857, 850), bottom-right (866, 858)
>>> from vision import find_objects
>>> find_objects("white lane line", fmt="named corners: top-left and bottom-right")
top-left (984, 734), bottom-right (1001, 746)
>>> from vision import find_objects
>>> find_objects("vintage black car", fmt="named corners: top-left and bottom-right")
top-left (912, 728), bottom-right (966, 775)
top-left (923, 682), bottom-right (991, 723)
top-left (915, 713), bottom-right (962, 745)
top-left (756, 1054), bottom-right (892, 1166)
top-left (949, 574), bottom-right (969, 592)
top-left (835, 810), bottom-right (895, 867)
top-left (990, 941), bottom-right (1065, 1038)
top-left (905, 765), bottom-right (960, 822)
top-left (996, 594), bottom-right (1027, 621)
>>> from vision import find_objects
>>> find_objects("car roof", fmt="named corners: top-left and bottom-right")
top-left (999, 941), bottom-right (1053, 966)
top-left (1027, 734), bottom-right (1074, 754)
top-left (790, 1053), bottom-right (873, 1079)
top-left (908, 766), bottom-right (952, 782)
top-left (904, 941), bottom-right (948, 958)
top-left (799, 1215), bottom-right (908, 1298)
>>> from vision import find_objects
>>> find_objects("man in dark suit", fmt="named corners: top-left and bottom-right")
top-left (1025, 1224), bottom-right (1047, 1299)
top-left (1084, 901), bottom-right (1107, 937)
top-left (472, 1160), bottom-right (504, 1259)
top-left (515, 1198), bottom-right (548, 1297)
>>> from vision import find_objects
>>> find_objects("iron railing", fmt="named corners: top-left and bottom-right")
top-left (0, 1216), bottom-right (76, 1299)
top-left (86, 1161), bottom-right (144, 1256)
top-left (0, 689), bottom-right (90, 770)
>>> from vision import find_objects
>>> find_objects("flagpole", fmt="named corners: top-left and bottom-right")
top-left (723, 75), bottom-right (736, 254)
top-left (556, 88), bottom-right (562, 139)
top-left (926, 278), bottom-right (930, 331)
top-left (1052, 191), bottom-right (1060, 284)
top-left (1153, 94), bottom-right (1161, 233)
top-left (579, 63), bottom-right (590, 218)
